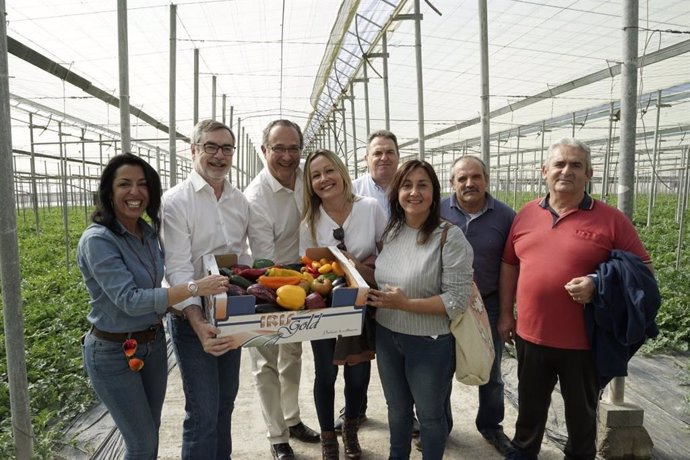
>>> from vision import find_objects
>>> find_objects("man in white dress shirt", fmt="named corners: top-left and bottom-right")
top-left (162, 119), bottom-right (250, 459)
top-left (244, 119), bottom-right (319, 460)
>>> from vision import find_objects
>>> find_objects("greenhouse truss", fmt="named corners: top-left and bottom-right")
top-left (1, 0), bottom-right (687, 197)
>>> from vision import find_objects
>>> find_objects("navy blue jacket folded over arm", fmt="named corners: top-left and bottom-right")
top-left (585, 249), bottom-right (661, 388)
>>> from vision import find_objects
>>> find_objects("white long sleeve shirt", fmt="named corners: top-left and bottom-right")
top-left (244, 167), bottom-right (304, 265)
top-left (352, 173), bottom-right (390, 219)
top-left (161, 169), bottom-right (251, 311)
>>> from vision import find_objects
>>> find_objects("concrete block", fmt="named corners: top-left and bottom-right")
top-left (597, 425), bottom-right (653, 460)
top-left (598, 402), bottom-right (645, 427)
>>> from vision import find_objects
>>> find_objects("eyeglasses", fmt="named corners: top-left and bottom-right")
top-left (333, 227), bottom-right (347, 251)
top-left (197, 142), bottom-right (236, 156)
top-left (269, 145), bottom-right (301, 155)
top-left (122, 338), bottom-right (144, 372)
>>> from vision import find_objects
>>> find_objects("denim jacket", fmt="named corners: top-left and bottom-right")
top-left (77, 220), bottom-right (168, 332)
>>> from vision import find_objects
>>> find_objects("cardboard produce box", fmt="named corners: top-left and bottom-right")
top-left (202, 246), bottom-right (369, 347)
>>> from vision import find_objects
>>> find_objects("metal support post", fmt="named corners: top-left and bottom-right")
top-left (362, 60), bottom-right (371, 137)
top-left (0, 2), bottom-right (34, 453)
top-left (236, 117), bottom-right (241, 187)
top-left (349, 83), bottom-right (359, 178)
top-left (618, 0), bottom-right (639, 217)
top-left (211, 75), bottom-right (217, 119)
top-left (603, 102), bottom-right (615, 202)
top-left (382, 33), bottom-right (391, 130)
top-left (413, 0), bottom-right (425, 160)
top-left (646, 90), bottom-right (668, 227)
top-left (28, 113), bottom-right (39, 233)
top-left (169, 4), bottom-right (178, 186)
top-left (478, 0), bottom-right (490, 167)
top-left (117, 0), bottom-right (131, 153)
top-left (193, 48), bottom-right (199, 125)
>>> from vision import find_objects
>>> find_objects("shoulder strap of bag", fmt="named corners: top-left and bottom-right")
top-left (439, 222), bottom-right (450, 250)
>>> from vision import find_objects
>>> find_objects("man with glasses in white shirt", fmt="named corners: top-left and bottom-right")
top-left (244, 119), bottom-right (320, 460)
top-left (162, 119), bottom-right (251, 459)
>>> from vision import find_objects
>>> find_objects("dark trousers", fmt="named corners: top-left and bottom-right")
top-left (311, 338), bottom-right (369, 431)
top-left (512, 336), bottom-right (599, 460)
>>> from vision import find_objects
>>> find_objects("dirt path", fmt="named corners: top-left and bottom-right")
top-left (157, 345), bottom-right (565, 459)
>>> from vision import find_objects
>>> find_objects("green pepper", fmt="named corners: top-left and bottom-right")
top-left (253, 258), bottom-right (275, 269)
top-left (318, 272), bottom-right (338, 282)
top-left (228, 275), bottom-right (253, 289)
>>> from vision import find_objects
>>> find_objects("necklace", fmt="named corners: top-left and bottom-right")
top-left (123, 228), bottom-right (159, 287)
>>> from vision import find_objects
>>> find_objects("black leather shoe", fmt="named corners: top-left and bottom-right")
top-left (334, 406), bottom-right (368, 433)
top-left (270, 443), bottom-right (295, 460)
top-left (288, 421), bottom-right (320, 443)
top-left (479, 429), bottom-right (515, 455)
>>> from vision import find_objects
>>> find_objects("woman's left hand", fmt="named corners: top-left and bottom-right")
top-left (367, 285), bottom-right (408, 310)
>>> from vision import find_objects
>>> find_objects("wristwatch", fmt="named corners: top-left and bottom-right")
top-left (187, 280), bottom-right (199, 296)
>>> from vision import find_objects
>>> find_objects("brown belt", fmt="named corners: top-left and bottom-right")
top-left (90, 323), bottom-right (162, 343)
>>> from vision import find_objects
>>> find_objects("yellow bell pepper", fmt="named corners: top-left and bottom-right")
top-left (276, 285), bottom-right (306, 310)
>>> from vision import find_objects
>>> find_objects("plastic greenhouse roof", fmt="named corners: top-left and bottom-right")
top-left (5, 0), bottom-right (690, 178)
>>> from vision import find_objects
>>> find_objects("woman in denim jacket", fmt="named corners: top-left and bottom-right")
top-left (77, 153), bottom-right (228, 459)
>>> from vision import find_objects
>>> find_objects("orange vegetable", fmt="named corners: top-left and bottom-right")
top-left (301, 255), bottom-right (313, 266)
top-left (257, 275), bottom-right (302, 290)
top-left (331, 261), bottom-right (345, 277)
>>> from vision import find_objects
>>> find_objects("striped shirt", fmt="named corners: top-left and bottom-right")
top-left (375, 223), bottom-right (474, 336)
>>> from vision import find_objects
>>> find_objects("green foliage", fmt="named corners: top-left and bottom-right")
top-left (0, 208), bottom-right (94, 458)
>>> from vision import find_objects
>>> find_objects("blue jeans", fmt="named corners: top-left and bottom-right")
top-left (476, 306), bottom-right (505, 432)
top-left (376, 324), bottom-right (455, 460)
top-left (82, 328), bottom-right (168, 460)
top-left (311, 338), bottom-right (369, 431)
top-left (167, 315), bottom-right (241, 460)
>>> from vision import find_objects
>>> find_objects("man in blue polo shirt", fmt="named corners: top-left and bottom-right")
top-left (440, 155), bottom-right (515, 455)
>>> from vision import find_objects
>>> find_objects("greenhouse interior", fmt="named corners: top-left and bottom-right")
top-left (1, 0), bottom-right (689, 459)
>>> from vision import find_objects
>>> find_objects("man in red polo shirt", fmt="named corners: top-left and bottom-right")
top-left (498, 138), bottom-right (651, 459)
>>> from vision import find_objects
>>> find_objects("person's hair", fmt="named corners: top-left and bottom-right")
top-left (383, 159), bottom-right (441, 245)
top-left (262, 119), bottom-right (304, 149)
top-left (547, 138), bottom-right (592, 173)
top-left (449, 155), bottom-right (489, 182)
top-left (367, 129), bottom-right (399, 154)
top-left (302, 149), bottom-right (356, 242)
top-left (190, 119), bottom-right (235, 145)
top-left (92, 153), bottom-right (162, 235)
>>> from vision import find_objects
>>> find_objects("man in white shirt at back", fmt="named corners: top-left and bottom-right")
top-left (352, 129), bottom-right (400, 219)
top-left (244, 119), bottom-right (320, 460)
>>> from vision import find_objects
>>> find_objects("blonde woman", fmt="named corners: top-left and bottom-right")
top-left (300, 149), bottom-right (386, 459)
